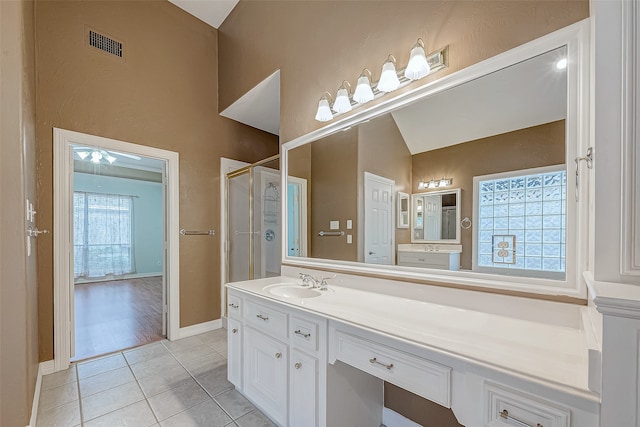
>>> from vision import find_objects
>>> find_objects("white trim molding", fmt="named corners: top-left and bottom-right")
top-left (621, 0), bottom-right (640, 276)
top-left (28, 361), bottom-right (55, 427)
top-left (382, 407), bottom-right (422, 427)
top-left (53, 128), bottom-right (180, 372)
top-left (177, 318), bottom-right (222, 339)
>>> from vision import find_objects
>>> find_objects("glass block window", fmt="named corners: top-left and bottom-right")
top-left (475, 166), bottom-right (566, 279)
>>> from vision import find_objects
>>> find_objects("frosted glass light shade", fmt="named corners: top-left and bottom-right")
top-left (315, 98), bottom-right (333, 122)
top-left (77, 151), bottom-right (90, 160)
top-left (404, 43), bottom-right (430, 80)
top-left (377, 60), bottom-right (400, 92)
top-left (333, 87), bottom-right (352, 113)
top-left (90, 151), bottom-right (103, 164)
top-left (105, 154), bottom-right (117, 164)
top-left (353, 75), bottom-right (374, 104)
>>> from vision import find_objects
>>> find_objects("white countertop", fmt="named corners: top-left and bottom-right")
top-left (226, 275), bottom-right (597, 401)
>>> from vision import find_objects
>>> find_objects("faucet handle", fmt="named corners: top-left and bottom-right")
top-left (319, 274), bottom-right (336, 291)
top-left (299, 273), bottom-right (313, 287)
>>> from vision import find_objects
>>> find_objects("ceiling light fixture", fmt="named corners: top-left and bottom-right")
top-left (556, 58), bottom-right (567, 70)
top-left (405, 38), bottom-right (431, 81)
top-left (377, 54), bottom-right (400, 92)
top-left (353, 69), bottom-right (374, 104)
top-left (333, 81), bottom-right (353, 114)
top-left (315, 92), bottom-right (334, 122)
top-left (313, 41), bottom-right (447, 122)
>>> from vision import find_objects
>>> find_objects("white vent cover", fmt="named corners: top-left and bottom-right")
top-left (88, 30), bottom-right (122, 58)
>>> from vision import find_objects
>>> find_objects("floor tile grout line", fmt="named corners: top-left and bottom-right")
top-left (123, 348), bottom-right (162, 426)
top-left (161, 339), bottom-right (239, 422)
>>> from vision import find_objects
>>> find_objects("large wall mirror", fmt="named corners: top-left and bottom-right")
top-left (282, 21), bottom-right (589, 298)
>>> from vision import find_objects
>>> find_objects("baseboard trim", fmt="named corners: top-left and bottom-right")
top-left (28, 360), bottom-right (54, 427)
top-left (382, 407), bottom-right (422, 427)
top-left (177, 319), bottom-right (222, 339)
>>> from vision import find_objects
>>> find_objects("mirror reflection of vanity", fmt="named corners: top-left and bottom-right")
top-left (283, 22), bottom-right (587, 297)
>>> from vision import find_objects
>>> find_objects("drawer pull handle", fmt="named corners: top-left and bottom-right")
top-left (275, 352), bottom-right (282, 359)
top-left (256, 314), bottom-right (269, 321)
top-left (294, 362), bottom-right (302, 369)
top-left (294, 329), bottom-right (311, 338)
top-left (369, 357), bottom-right (394, 370)
top-left (232, 328), bottom-right (238, 334)
top-left (499, 410), bottom-right (542, 427)
top-left (228, 303), bottom-right (239, 309)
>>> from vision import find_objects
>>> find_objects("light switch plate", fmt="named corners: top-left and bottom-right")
top-left (347, 234), bottom-right (352, 244)
top-left (330, 220), bottom-right (339, 230)
top-left (346, 220), bottom-right (353, 229)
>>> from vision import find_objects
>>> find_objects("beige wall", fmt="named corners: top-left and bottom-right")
top-left (412, 120), bottom-right (566, 270)
top-left (35, 1), bottom-right (278, 360)
top-left (310, 129), bottom-right (358, 261)
top-left (219, 0), bottom-right (589, 143)
top-left (358, 113), bottom-right (412, 261)
top-left (0, 0), bottom-right (39, 425)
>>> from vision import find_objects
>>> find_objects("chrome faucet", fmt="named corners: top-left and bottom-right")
top-left (299, 273), bottom-right (334, 290)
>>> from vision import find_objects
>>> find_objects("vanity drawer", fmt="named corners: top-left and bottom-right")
top-left (398, 251), bottom-right (460, 270)
top-left (290, 315), bottom-right (320, 353)
top-left (227, 293), bottom-right (243, 319)
top-left (331, 329), bottom-right (451, 407)
top-left (244, 299), bottom-right (288, 340)
top-left (485, 382), bottom-right (570, 427)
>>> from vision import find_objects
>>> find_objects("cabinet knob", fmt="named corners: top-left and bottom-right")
top-left (294, 362), bottom-right (302, 369)
top-left (275, 352), bottom-right (282, 359)
top-left (232, 328), bottom-right (238, 334)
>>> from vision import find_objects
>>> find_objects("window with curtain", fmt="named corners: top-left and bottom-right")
top-left (74, 191), bottom-right (135, 279)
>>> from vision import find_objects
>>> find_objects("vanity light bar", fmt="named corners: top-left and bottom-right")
top-left (315, 45), bottom-right (449, 122)
top-left (418, 177), bottom-right (452, 190)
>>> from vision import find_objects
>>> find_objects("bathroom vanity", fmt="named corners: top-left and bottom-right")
top-left (397, 244), bottom-right (461, 270)
top-left (226, 273), bottom-right (600, 427)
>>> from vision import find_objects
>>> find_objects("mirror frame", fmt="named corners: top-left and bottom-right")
top-left (397, 192), bottom-right (410, 229)
top-left (411, 188), bottom-right (461, 244)
top-left (281, 19), bottom-right (590, 299)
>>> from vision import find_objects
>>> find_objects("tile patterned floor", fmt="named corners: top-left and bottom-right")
top-left (37, 329), bottom-right (275, 427)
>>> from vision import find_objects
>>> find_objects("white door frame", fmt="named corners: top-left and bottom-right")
top-left (53, 128), bottom-right (180, 371)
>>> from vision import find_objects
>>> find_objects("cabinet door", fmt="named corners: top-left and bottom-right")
top-left (290, 349), bottom-right (318, 427)
top-left (227, 318), bottom-right (242, 389)
top-left (244, 326), bottom-right (288, 425)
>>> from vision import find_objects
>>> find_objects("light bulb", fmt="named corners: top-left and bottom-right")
top-left (377, 55), bottom-right (400, 93)
top-left (315, 96), bottom-right (333, 122)
top-left (556, 58), bottom-right (567, 70)
top-left (404, 38), bottom-right (430, 81)
top-left (427, 179), bottom-right (437, 189)
top-left (353, 69), bottom-right (374, 104)
top-left (90, 151), bottom-right (102, 164)
top-left (333, 83), bottom-right (352, 113)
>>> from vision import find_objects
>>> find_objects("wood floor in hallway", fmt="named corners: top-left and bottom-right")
top-left (73, 276), bottom-right (164, 361)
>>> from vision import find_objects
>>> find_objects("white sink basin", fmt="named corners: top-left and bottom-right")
top-left (265, 284), bottom-right (322, 299)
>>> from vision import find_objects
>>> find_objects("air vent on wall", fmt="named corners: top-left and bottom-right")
top-left (88, 30), bottom-right (123, 58)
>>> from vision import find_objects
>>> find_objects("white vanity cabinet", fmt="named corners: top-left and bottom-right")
top-left (226, 288), bottom-right (326, 427)
top-left (397, 245), bottom-right (461, 270)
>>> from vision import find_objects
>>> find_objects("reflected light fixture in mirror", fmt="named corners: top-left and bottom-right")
top-left (418, 177), bottom-right (452, 190)
top-left (353, 68), bottom-right (375, 104)
top-left (333, 81), bottom-right (353, 114)
top-left (405, 38), bottom-right (430, 80)
top-left (377, 54), bottom-right (400, 92)
top-left (315, 92), bottom-right (334, 122)
top-left (556, 58), bottom-right (568, 70)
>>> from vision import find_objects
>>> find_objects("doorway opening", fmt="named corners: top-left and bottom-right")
top-left (70, 149), bottom-right (167, 361)
top-left (53, 128), bottom-right (180, 372)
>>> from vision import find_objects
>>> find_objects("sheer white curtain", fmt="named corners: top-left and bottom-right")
top-left (74, 191), bottom-right (135, 279)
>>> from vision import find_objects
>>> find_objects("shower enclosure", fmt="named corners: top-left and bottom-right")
top-left (226, 155), bottom-right (281, 282)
